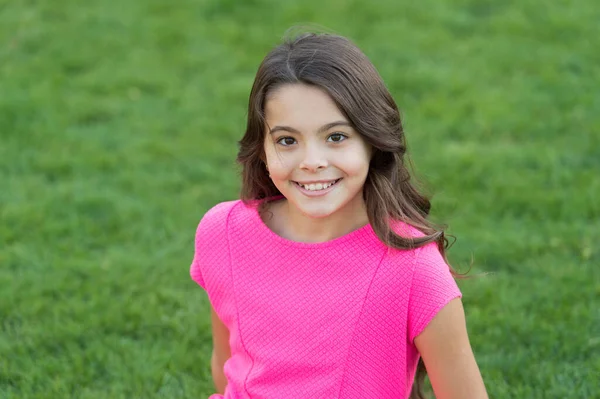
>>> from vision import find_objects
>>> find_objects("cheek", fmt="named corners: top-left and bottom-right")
top-left (340, 149), bottom-right (371, 176)
top-left (270, 168), bottom-right (289, 180)
top-left (265, 154), bottom-right (293, 178)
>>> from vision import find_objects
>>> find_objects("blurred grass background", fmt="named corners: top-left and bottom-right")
top-left (1, 0), bottom-right (599, 398)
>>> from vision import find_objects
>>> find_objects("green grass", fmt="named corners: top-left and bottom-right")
top-left (1, 0), bottom-right (599, 398)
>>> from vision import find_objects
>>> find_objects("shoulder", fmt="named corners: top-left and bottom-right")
top-left (197, 199), bottom-right (241, 228)
top-left (384, 219), bottom-right (453, 281)
top-left (195, 198), bottom-right (267, 238)
top-left (201, 199), bottom-right (240, 221)
top-left (387, 219), bottom-right (444, 257)
top-left (193, 200), bottom-right (243, 243)
top-left (388, 218), bottom-right (427, 240)
top-left (191, 200), bottom-right (241, 289)
top-left (383, 219), bottom-right (428, 262)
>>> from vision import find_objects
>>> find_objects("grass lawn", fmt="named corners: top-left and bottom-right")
top-left (1, 0), bottom-right (598, 398)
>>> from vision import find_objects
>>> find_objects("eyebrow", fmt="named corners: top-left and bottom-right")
top-left (269, 121), bottom-right (352, 135)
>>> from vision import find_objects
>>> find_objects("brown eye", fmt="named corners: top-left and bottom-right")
top-left (276, 137), bottom-right (296, 146)
top-left (328, 133), bottom-right (348, 143)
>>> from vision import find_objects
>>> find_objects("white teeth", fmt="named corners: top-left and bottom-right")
top-left (299, 180), bottom-right (338, 191)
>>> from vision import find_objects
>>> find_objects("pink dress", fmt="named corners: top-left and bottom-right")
top-left (190, 197), bottom-right (461, 399)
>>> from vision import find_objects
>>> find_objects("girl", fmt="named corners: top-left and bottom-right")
top-left (190, 31), bottom-right (488, 399)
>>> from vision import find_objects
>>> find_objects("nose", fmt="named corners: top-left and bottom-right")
top-left (299, 145), bottom-right (328, 172)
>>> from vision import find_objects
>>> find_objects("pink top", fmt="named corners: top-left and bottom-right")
top-left (190, 197), bottom-right (461, 399)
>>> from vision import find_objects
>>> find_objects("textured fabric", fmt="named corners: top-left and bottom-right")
top-left (190, 196), bottom-right (461, 399)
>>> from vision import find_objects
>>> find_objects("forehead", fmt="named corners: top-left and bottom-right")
top-left (264, 84), bottom-right (347, 129)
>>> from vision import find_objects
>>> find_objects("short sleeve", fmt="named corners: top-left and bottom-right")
top-left (408, 241), bottom-right (462, 343)
top-left (189, 201), bottom-right (236, 290)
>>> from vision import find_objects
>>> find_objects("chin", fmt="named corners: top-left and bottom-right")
top-left (294, 197), bottom-right (347, 219)
top-left (298, 206), bottom-right (337, 219)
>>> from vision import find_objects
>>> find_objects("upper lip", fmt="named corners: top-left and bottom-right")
top-left (293, 178), bottom-right (341, 184)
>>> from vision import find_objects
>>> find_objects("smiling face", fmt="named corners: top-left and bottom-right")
top-left (263, 83), bottom-right (372, 219)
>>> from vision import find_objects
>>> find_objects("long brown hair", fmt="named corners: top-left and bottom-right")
top-left (236, 30), bottom-right (464, 398)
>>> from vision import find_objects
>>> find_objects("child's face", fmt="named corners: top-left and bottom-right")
top-left (263, 83), bottom-right (372, 219)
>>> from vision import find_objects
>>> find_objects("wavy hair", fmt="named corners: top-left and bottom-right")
top-left (236, 31), bottom-right (465, 398)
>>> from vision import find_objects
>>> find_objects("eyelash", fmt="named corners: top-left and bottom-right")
top-left (276, 133), bottom-right (348, 147)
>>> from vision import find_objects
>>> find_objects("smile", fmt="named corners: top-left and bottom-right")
top-left (292, 178), bottom-right (342, 196)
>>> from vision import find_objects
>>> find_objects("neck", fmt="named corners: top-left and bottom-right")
top-left (282, 195), bottom-right (370, 243)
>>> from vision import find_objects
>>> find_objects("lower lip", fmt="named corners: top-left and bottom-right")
top-left (293, 179), bottom-right (342, 197)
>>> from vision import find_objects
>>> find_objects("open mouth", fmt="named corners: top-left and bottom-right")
top-left (292, 178), bottom-right (342, 192)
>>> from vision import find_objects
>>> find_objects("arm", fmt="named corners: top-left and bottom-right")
top-left (210, 306), bottom-right (231, 394)
top-left (414, 298), bottom-right (488, 399)
top-left (211, 352), bottom-right (228, 394)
